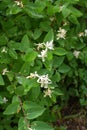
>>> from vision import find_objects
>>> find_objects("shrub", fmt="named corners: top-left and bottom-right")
top-left (0, 0), bottom-right (87, 130)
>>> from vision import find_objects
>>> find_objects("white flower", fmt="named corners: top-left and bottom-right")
top-left (3, 97), bottom-right (8, 103)
top-left (59, 5), bottom-right (64, 12)
top-left (50, 17), bottom-right (55, 22)
top-left (45, 40), bottom-right (54, 50)
top-left (78, 32), bottom-right (84, 37)
top-left (37, 74), bottom-right (52, 88)
top-left (44, 88), bottom-right (52, 98)
top-left (57, 27), bottom-right (67, 40)
top-left (1, 47), bottom-right (7, 53)
top-left (84, 29), bottom-right (87, 36)
top-left (36, 43), bottom-right (45, 50)
top-left (2, 68), bottom-right (9, 75)
top-left (26, 71), bottom-right (39, 79)
top-left (15, 1), bottom-right (23, 7)
top-left (73, 50), bottom-right (80, 58)
top-left (38, 49), bottom-right (47, 62)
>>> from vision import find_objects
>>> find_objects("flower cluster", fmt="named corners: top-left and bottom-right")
top-left (37, 40), bottom-right (54, 62)
top-left (57, 27), bottom-right (67, 40)
top-left (27, 72), bottom-right (52, 97)
top-left (37, 74), bottom-right (52, 88)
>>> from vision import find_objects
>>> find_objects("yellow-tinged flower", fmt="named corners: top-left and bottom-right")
top-left (57, 27), bottom-right (67, 40)
top-left (44, 88), bottom-right (52, 98)
top-left (73, 50), bottom-right (80, 58)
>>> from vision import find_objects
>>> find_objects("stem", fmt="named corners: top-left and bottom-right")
top-left (18, 96), bottom-right (30, 129)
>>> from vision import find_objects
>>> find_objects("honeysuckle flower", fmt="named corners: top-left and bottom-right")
top-left (59, 5), bottom-right (64, 12)
top-left (78, 32), bottom-right (84, 37)
top-left (57, 27), bottom-right (67, 40)
top-left (45, 40), bottom-right (54, 50)
top-left (50, 17), bottom-right (55, 22)
top-left (73, 50), bottom-right (80, 58)
top-left (2, 68), bottom-right (9, 75)
top-left (26, 71), bottom-right (39, 79)
top-left (37, 74), bottom-right (52, 88)
top-left (1, 47), bottom-right (7, 53)
top-left (15, 1), bottom-right (23, 7)
top-left (38, 49), bottom-right (47, 62)
top-left (36, 43), bottom-right (45, 50)
top-left (44, 88), bottom-right (52, 98)
top-left (3, 97), bottom-right (8, 103)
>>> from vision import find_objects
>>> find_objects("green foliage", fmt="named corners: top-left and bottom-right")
top-left (0, 0), bottom-right (87, 129)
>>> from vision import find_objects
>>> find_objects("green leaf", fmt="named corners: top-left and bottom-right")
top-left (29, 87), bottom-right (40, 100)
top-left (26, 107), bottom-right (45, 119)
top-left (7, 85), bottom-right (15, 94)
top-left (47, 5), bottom-right (60, 15)
top-left (12, 95), bottom-right (19, 103)
top-left (53, 88), bottom-right (63, 96)
top-left (31, 121), bottom-right (54, 130)
top-left (70, 6), bottom-right (83, 17)
top-left (18, 117), bottom-right (29, 130)
top-left (3, 102), bottom-right (20, 115)
top-left (8, 49), bottom-right (18, 59)
top-left (58, 63), bottom-right (71, 73)
top-left (0, 35), bottom-right (8, 46)
top-left (44, 29), bottom-right (54, 42)
top-left (6, 4), bottom-right (22, 15)
top-left (20, 34), bottom-right (30, 52)
top-left (44, 60), bottom-right (53, 71)
top-left (17, 76), bottom-right (39, 94)
top-left (20, 62), bottom-right (30, 75)
top-left (52, 72), bottom-right (61, 82)
top-left (33, 28), bottom-right (42, 40)
top-left (24, 4), bottom-right (44, 18)
top-left (62, 8), bottom-right (71, 18)
top-left (53, 56), bottom-right (64, 68)
top-left (23, 101), bottom-right (45, 119)
top-left (23, 49), bottom-right (38, 63)
top-left (0, 96), bottom-right (3, 104)
top-left (15, 86), bottom-right (24, 96)
top-left (68, 14), bottom-right (79, 24)
top-left (0, 74), bottom-right (5, 85)
top-left (53, 47), bottom-right (67, 56)
top-left (40, 21), bottom-right (51, 32)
